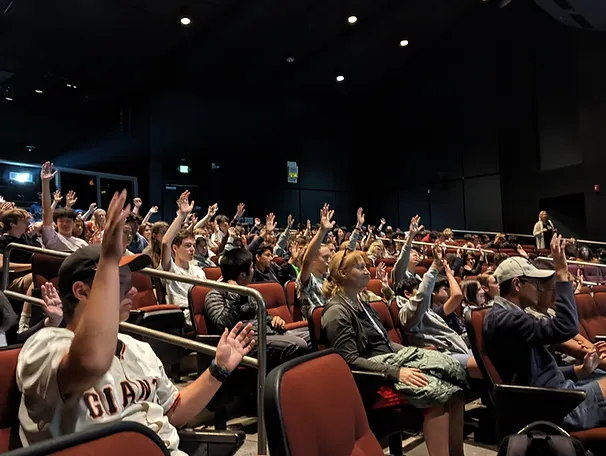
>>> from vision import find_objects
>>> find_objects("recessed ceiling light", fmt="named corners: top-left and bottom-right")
top-left (66, 83), bottom-right (72, 87)
top-left (35, 89), bottom-right (43, 94)
top-left (348, 16), bottom-right (357, 24)
top-left (180, 16), bottom-right (191, 25)
top-left (286, 57), bottom-right (295, 63)
top-left (400, 39), bottom-right (409, 47)
top-left (73, 85), bottom-right (77, 89)
top-left (336, 75), bottom-right (345, 82)
top-left (5, 97), bottom-right (13, 101)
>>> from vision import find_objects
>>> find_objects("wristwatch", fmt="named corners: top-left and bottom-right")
top-left (209, 360), bottom-right (231, 383)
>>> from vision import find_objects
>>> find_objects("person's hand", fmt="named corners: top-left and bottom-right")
top-left (398, 368), bottom-right (428, 388)
top-left (254, 217), bottom-right (261, 226)
top-left (214, 322), bottom-right (255, 373)
top-left (271, 316), bottom-right (286, 330)
top-left (582, 350), bottom-right (601, 376)
top-left (594, 341), bottom-right (606, 357)
top-left (320, 204), bottom-right (336, 231)
top-left (380, 217), bottom-right (386, 225)
top-left (53, 190), bottom-right (62, 203)
top-left (40, 161), bottom-right (57, 181)
top-left (228, 226), bottom-right (237, 237)
top-left (207, 203), bottom-right (218, 218)
top-left (456, 248), bottom-right (462, 258)
top-left (101, 189), bottom-right (131, 263)
top-left (40, 282), bottom-right (63, 326)
top-left (186, 214), bottom-right (198, 228)
top-left (376, 262), bottom-right (389, 287)
top-left (28, 222), bottom-right (42, 235)
top-left (543, 228), bottom-right (548, 232)
top-left (266, 213), bottom-right (276, 232)
top-left (176, 190), bottom-right (194, 216)
top-left (444, 260), bottom-right (453, 276)
top-left (149, 205), bottom-right (158, 214)
top-left (287, 214), bottom-right (294, 229)
top-left (306, 219), bottom-right (311, 230)
top-left (550, 234), bottom-right (568, 281)
top-left (66, 191), bottom-right (78, 207)
top-left (409, 215), bottom-right (424, 237)
top-left (432, 241), bottom-right (443, 266)
top-left (356, 207), bottom-right (365, 229)
top-left (289, 242), bottom-right (301, 263)
top-left (88, 202), bottom-right (97, 212)
top-left (133, 197), bottom-right (142, 209)
top-left (235, 202), bottom-right (245, 219)
top-left (516, 244), bottom-right (529, 258)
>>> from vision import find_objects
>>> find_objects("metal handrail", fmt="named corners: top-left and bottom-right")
top-left (535, 256), bottom-right (606, 269)
top-left (376, 238), bottom-right (496, 253)
top-left (1, 243), bottom-right (268, 455)
top-left (450, 229), bottom-right (535, 239)
top-left (576, 239), bottom-right (606, 247)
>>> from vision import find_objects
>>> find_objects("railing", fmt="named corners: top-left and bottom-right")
top-left (450, 229), bottom-right (535, 239)
top-left (1, 243), bottom-right (268, 455)
top-left (377, 238), bottom-right (496, 253)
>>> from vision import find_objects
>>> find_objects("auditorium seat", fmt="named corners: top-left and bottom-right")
top-left (593, 285), bottom-right (606, 294)
top-left (466, 307), bottom-right (606, 450)
top-left (370, 300), bottom-right (402, 345)
top-left (415, 266), bottom-right (427, 278)
top-left (576, 293), bottom-right (606, 342)
top-left (203, 267), bottom-right (222, 281)
top-left (365, 279), bottom-right (383, 298)
top-left (583, 266), bottom-right (603, 285)
top-left (0, 345), bottom-right (22, 452)
top-left (272, 256), bottom-right (285, 266)
top-left (264, 350), bottom-right (384, 456)
top-left (32, 252), bottom-right (64, 288)
top-left (249, 282), bottom-right (307, 330)
top-left (131, 271), bottom-right (158, 309)
top-left (378, 257), bottom-right (395, 267)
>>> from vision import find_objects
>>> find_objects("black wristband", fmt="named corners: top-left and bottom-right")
top-left (209, 360), bottom-right (230, 383)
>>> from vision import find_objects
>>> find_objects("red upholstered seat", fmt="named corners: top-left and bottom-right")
top-left (576, 293), bottom-right (606, 342)
top-left (250, 282), bottom-right (306, 330)
top-left (202, 267), bottom-right (222, 281)
top-left (0, 346), bottom-right (22, 452)
top-left (415, 266), bottom-right (427, 277)
top-left (365, 279), bottom-right (383, 298)
top-left (188, 286), bottom-right (212, 336)
top-left (370, 301), bottom-right (402, 345)
top-left (272, 256), bottom-right (285, 266)
top-left (264, 350), bottom-right (384, 456)
top-left (285, 281), bottom-right (303, 322)
top-left (131, 272), bottom-right (158, 309)
top-left (32, 252), bottom-right (64, 287)
top-left (377, 257), bottom-right (395, 267)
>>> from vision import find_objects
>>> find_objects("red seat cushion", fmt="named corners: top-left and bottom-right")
top-left (203, 268), bottom-right (222, 281)
top-left (250, 282), bottom-right (293, 324)
top-left (0, 347), bottom-right (21, 452)
top-left (576, 294), bottom-right (606, 342)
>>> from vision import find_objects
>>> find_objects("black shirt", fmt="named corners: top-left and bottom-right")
top-left (0, 234), bottom-right (37, 264)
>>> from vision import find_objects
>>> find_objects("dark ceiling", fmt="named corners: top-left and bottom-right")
top-left (0, 0), bottom-right (498, 106)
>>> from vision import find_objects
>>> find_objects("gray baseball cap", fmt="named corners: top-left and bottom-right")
top-left (494, 257), bottom-right (555, 284)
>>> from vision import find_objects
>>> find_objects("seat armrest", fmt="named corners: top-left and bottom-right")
top-left (352, 370), bottom-right (388, 380)
top-left (284, 321), bottom-right (308, 330)
top-left (178, 429), bottom-right (245, 456)
top-left (137, 304), bottom-right (182, 312)
top-left (195, 334), bottom-right (222, 345)
top-left (494, 383), bottom-right (586, 440)
top-left (594, 335), bottom-right (606, 342)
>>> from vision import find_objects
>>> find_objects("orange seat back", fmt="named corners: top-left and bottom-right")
top-left (250, 282), bottom-right (292, 324)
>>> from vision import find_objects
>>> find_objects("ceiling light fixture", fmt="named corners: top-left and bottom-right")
top-left (348, 16), bottom-right (357, 24)
top-left (400, 39), bottom-right (409, 47)
top-left (180, 16), bottom-right (191, 25)
top-left (286, 57), bottom-right (295, 63)
top-left (66, 83), bottom-right (72, 87)
top-left (35, 89), bottom-right (43, 94)
top-left (73, 85), bottom-right (77, 89)
top-left (5, 97), bottom-right (13, 101)
top-left (336, 75), bottom-right (345, 82)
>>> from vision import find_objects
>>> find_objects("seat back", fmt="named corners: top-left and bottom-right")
top-left (188, 286), bottom-right (213, 335)
top-left (250, 282), bottom-right (292, 324)
top-left (593, 285), bottom-right (606, 294)
top-left (3, 421), bottom-right (169, 456)
top-left (264, 350), bottom-right (383, 456)
top-left (0, 346), bottom-right (22, 452)
top-left (308, 307), bottom-right (326, 351)
top-left (365, 279), bottom-right (383, 298)
top-left (583, 266), bottom-right (602, 284)
top-left (273, 257), bottom-right (285, 266)
top-left (369, 301), bottom-right (402, 345)
top-left (465, 307), bottom-right (502, 403)
top-left (32, 253), bottom-right (64, 287)
top-left (203, 267), bottom-right (222, 281)
top-left (575, 293), bottom-right (606, 342)
top-left (131, 272), bottom-right (158, 310)
top-left (415, 266), bottom-right (427, 278)
top-left (284, 281), bottom-right (302, 321)
top-left (377, 257), bottom-right (395, 267)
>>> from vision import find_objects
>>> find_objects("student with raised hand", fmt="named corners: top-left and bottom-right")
top-left (392, 215), bottom-right (424, 285)
top-left (296, 204), bottom-right (335, 320)
top-left (160, 190), bottom-right (206, 327)
top-left (17, 190), bottom-right (255, 453)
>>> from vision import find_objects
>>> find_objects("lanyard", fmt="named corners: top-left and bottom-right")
top-left (344, 295), bottom-right (393, 352)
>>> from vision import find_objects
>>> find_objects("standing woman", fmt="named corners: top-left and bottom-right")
top-left (533, 210), bottom-right (555, 249)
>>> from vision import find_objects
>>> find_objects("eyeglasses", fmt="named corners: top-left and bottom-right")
top-left (519, 277), bottom-right (544, 291)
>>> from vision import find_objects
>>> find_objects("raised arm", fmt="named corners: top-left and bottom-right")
top-left (160, 191), bottom-right (193, 271)
top-left (392, 215), bottom-right (423, 285)
top-left (40, 162), bottom-right (56, 227)
top-left (440, 262), bottom-right (463, 317)
top-left (194, 203), bottom-right (218, 230)
top-left (82, 203), bottom-right (97, 222)
top-left (132, 198), bottom-right (142, 215)
top-left (142, 205), bottom-right (158, 225)
top-left (65, 191), bottom-right (78, 209)
top-left (50, 190), bottom-right (62, 211)
top-left (347, 208), bottom-right (364, 251)
top-left (273, 214), bottom-right (293, 256)
top-left (300, 204), bottom-right (335, 286)
top-left (57, 190), bottom-right (129, 397)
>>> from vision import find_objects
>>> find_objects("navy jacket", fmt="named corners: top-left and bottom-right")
top-left (484, 281), bottom-right (579, 388)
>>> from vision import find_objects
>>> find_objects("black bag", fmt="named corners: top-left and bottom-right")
top-left (498, 421), bottom-right (590, 456)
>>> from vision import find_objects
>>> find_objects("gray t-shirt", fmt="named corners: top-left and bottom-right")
top-left (296, 273), bottom-right (325, 320)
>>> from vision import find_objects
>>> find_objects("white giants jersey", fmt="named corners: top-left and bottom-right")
top-left (16, 328), bottom-right (186, 455)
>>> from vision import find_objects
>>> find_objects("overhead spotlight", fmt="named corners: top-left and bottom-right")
top-left (400, 39), bottom-right (409, 47)
top-left (73, 85), bottom-right (77, 89)
top-left (286, 57), bottom-right (295, 63)
top-left (180, 16), bottom-right (191, 25)
top-left (336, 75), bottom-right (345, 83)
top-left (5, 97), bottom-right (13, 101)
top-left (35, 89), bottom-right (43, 94)
top-left (348, 16), bottom-right (357, 24)
top-left (66, 83), bottom-right (72, 87)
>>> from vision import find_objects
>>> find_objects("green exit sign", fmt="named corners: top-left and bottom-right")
top-left (178, 165), bottom-right (190, 174)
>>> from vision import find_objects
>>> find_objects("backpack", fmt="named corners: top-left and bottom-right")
top-left (498, 421), bottom-right (591, 456)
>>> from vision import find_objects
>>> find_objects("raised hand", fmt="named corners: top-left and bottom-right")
top-left (356, 207), bottom-right (365, 229)
top-left (53, 190), bottom-right (63, 203)
top-left (266, 213), bottom-right (276, 232)
top-left (287, 214), bottom-right (294, 229)
top-left (40, 161), bottom-right (57, 181)
top-left (89, 202), bottom-right (97, 212)
top-left (176, 191), bottom-right (194, 216)
top-left (207, 203), bottom-right (218, 218)
top-left (254, 217), bottom-right (261, 226)
top-left (133, 197), bottom-right (143, 208)
top-left (376, 262), bottom-right (389, 287)
top-left (289, 242), bottom-right (301, 262)
top-left (550, 234), bottom-right (568, 280)
top-left (380, 217), bottom-right (386, 225)
top-left (432, 241), bottom-right (444, 266)
top-left (320, 204), bottom-right (336, 231)
top-left (214, 322), bottom-right (255, 372)
top-left (149, 206), bottom-right (159, 214)
top-left (235, 202), bottom-right (245, 219)
top-left (40, 282), bottom-right (63, 326)
top-left (66, 191), bottom-right (78, 207)
top-left (101, 189), bottom-right (131, 263)
top-left (409, 215), bottom-right (424, 236)
top-left (444, 260), bottom-right (453, 276)
top-left (306, 219), bottom-right (311, 229)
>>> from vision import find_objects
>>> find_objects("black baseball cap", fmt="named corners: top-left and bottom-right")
top-left (58, 244), bottom-right (151, 299)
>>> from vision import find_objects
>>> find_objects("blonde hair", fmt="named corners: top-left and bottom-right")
top-left (539, 210), bottom-right (548, 220)
top-left (443, 228), bottom-right (454, 238)
top-left (322, 250), bottom-right (367, 299)
top-left (367, 241), bottom-right (384, 258)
